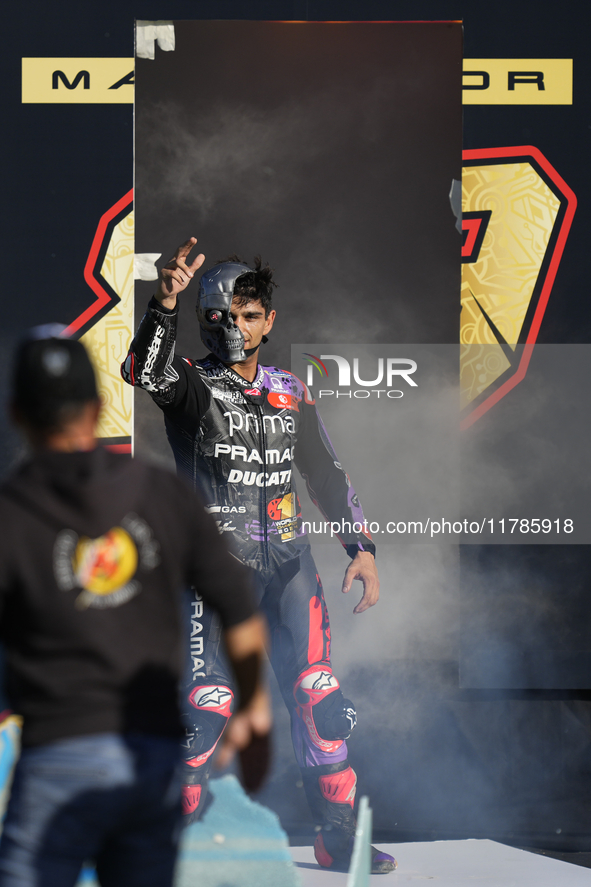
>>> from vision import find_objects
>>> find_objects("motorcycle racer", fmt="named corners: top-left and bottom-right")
top-left (122, 237), bottom-right (396, 874)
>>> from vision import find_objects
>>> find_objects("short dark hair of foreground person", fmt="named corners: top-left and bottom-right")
top-left (0, 329), bottom-right (270, 887)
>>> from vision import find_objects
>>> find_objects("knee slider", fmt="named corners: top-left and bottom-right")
top-left (181, 713), bottom-right (223, 762)
top-left (294, 667), bottom-right (357, 748)
top-left (316, 689), bottom-right (357, 741)
top-left (182, 684), bottom-right (234, 767)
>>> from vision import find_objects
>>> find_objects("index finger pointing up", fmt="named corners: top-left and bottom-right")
top-left (188, 251), bottom-right (206, 273)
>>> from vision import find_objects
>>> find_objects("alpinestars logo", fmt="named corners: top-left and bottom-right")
top-left (195, 687), bottom-right (232, 707)
top-left (345, 707), bottom-right (357, 732)
top-left (312, 671), bottom-right (337, 691)
top-left (189, 685), bottom-right (234, 718)
top-left (140, 324), bottom-right (165, 390)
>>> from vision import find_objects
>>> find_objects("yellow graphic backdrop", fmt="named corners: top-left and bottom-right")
top-left (22, 58), bottom-right (134, 104)
top-left (460, 163), bottom-right (560, 409)
top-left (462, 59), bottom-right (572, 105)
top-left (81, 212), bottom-right (134, 442)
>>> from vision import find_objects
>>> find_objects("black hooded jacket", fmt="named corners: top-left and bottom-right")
top-left (0, 447), bottom-right (254, 747)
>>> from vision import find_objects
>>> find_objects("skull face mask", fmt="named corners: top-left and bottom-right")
top-left (196, 262), bottom-right (252, 363)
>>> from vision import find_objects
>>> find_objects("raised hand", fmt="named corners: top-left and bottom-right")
top-left (155, 237), bottom-right (205, 309)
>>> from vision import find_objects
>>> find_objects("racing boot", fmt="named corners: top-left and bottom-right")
top-left (302, 762), bottom-right (397, 874)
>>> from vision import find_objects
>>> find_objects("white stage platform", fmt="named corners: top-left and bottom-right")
top-left (291, 839), bottom-right (591, 885)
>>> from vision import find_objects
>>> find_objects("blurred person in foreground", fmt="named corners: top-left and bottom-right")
top-left (0, 328), bottom-right (270, 887)
top-left (122, 237), bottom-right (396, 874)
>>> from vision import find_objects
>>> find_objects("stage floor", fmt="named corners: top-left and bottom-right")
top-left (290, 839), bottom-right (591, 885)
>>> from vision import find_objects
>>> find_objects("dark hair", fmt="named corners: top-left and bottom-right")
top-left (12, 334), bottom-right (98, 432)
top-left (217, 255), bottom-right (278, 317)
top-left (22, 401), bottom-right (91, 434)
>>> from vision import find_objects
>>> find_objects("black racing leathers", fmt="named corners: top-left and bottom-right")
top-left (123, 296), bottom-right (374, 831)
top-left (122, 297), bottom-right (375, 572)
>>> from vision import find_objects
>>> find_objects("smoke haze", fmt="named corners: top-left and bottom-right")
top-left (133, 21), bottom-right (591, 847)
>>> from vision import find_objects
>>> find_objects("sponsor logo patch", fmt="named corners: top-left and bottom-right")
top-left (53, 513), bottom-right (160, 610)
top-left (211, 387), bottom-right (245, 403)
top-left (267, 391), bottom-right (299, 411)
top-left (267, 492), bottom-right (301, 541)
